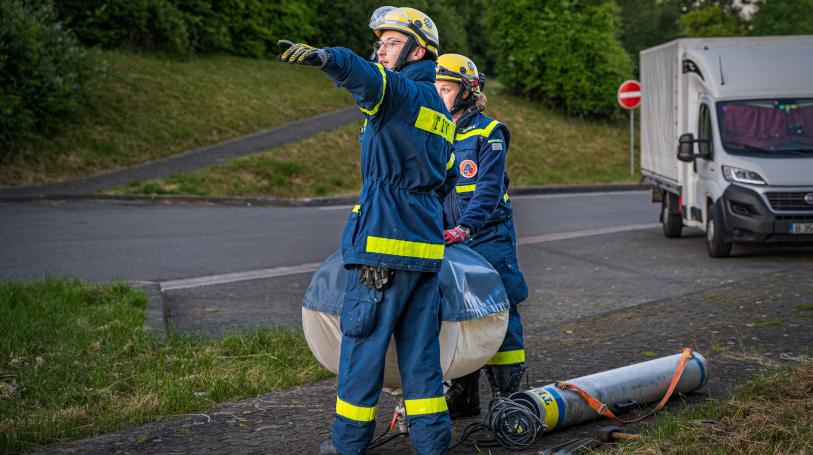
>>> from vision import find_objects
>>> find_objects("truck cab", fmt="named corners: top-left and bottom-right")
top-left (640, 36), bottom-right (813, 257)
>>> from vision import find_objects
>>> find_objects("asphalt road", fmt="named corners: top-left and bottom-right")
top-left (0, 190), bottom-right (659, 282)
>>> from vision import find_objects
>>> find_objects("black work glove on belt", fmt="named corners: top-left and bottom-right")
top-left (359, 265), bottom-right (394, 291)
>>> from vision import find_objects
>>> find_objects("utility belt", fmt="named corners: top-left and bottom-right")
top-left (478, 213), bottom-right (512, 234)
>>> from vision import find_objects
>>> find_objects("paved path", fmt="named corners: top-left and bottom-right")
top-left (0, 107), bottom-right (362, 198)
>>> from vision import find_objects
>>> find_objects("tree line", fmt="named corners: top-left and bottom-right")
top-left (2, 0), bottom-right (811, 152)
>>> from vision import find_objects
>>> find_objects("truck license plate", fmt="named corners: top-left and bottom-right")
top-left (789, 223), bottom-right (813, 234)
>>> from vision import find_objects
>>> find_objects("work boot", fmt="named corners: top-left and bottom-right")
top-left (444, 369), bottom-right (481, 419)
top-left (484, 363), bottom-right (526, 397)
top-left (317, 438), bottom-right (338, 455)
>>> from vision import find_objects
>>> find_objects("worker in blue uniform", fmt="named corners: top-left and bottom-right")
top-left (278, 6), bottom-right (456, 455)
top-left (435, 54), bottom-right (529, 419)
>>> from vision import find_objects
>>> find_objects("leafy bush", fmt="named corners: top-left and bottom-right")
top-left (0, 1), bottom-right (100, 154)
top-left (47, 0), bottom-right (482, 62)
top-left (750, 0), bottom-right (813, 36)
top-left (50, 0), bottom-right (325, 57)
top-left (50, 0), bottom-right (191, 53)
top-left (485, 0), bottom-right (633, 118)
top-left (616, 0), bottom-right (682, 72)
top-left (186, 0), bottom-right (318, 58)
top-left (678, 3), bottom-right (746, 37)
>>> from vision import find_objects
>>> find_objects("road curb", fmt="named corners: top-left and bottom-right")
top-left (0, 183), bottom-right (648, 207)
top-left (130, 281), bottom-right (167, 338)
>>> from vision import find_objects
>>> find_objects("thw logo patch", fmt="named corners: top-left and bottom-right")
top-left (460, 160), bottom-right (478, 178)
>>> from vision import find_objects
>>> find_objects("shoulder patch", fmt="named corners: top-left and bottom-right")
top-left (491, 142), bottom-right (503, 151)
top-left (460, 159), bottom-right (478, 178)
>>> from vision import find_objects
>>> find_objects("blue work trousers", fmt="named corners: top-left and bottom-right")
top-left (333, 266), bottom-right (451, 455)
top-left (466, 219), bottom-right (528, 360)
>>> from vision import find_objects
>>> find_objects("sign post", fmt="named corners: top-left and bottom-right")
top-left (617, 80), bottom-right (641, 177)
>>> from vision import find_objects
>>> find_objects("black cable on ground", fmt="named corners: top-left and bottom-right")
top-left (449, 397), bottom-right (547, 451)
top-left (368, 431), bottom-right (407, 450)
top-left (366, 397), bottom-right (546, 452)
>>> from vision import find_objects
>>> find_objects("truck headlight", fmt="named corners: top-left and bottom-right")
top-left (722, 166), bottom-right (767, 185)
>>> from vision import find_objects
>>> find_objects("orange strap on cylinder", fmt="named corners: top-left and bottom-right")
top-left (555, 348), bottom-right (694, 425)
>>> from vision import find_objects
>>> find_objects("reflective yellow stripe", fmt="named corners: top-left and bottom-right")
top-left (455, 120), bottom-right (501, 141)
top-left (336, 397), bottom-right (376, 422)
top-left (404, 397), bottom-right (448, 416)
top-left (366, 236), bottom-right (444, 260)
top-left (487, 349), bottom-right (525, 365)
top-left (352, 205), bottom-right (361, 213)
top-left (414, 106), bottom-right (455, 143)
top-left (456, 184), bottom-right (476, 193)
top-left (503, 193), bottom-right (509, 202)
top-left (446, 153), bottom-right (455, 171)
top-left (360, 64), bottom-right (387, 116)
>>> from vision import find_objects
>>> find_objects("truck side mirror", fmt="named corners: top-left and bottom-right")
top-left (677, 133), bottom-right (696, 162)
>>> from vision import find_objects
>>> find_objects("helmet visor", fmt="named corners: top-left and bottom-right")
top-left (436, 65), bottom-right (481, 93)
top-left (369, 6), bottom-right (411, 31)
top-left (437, 66), bottom-right (475, 83)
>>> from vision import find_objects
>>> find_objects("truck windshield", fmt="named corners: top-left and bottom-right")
top-left (717, 98), bottom-right (813, 156)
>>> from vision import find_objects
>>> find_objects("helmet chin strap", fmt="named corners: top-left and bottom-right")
top-left (393, 35), bottom-right (418, 71)
top-left (450, 85), bottom-right (475, 115)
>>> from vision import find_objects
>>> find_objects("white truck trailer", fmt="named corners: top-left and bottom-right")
top-left (640, 36), bottom-right (813, 257)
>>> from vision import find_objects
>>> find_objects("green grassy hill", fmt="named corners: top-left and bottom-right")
top-left (0, 51), bottom-right (352, 187)
top-left (4, 50), bottom-right (639, 194)
top-left (114, 88), bottom-right (638, 199)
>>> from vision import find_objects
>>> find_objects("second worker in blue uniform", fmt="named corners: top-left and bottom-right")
top-left (435, 53), bottom-right (530, 419)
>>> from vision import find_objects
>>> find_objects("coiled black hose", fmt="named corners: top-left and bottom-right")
top-left (449, 397), bottom-right (547, 451)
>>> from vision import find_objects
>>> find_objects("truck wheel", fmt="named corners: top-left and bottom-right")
top-left (661, 195), bottom-right (682, 238)
top-left (706, 203), bottom-right (732, 258)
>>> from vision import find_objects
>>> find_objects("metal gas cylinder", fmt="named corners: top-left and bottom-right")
top-left (511, 351), bottom-right (709, 432)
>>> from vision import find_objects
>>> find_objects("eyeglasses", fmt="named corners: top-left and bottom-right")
top-left (373, 40), bottom-right (404, 53)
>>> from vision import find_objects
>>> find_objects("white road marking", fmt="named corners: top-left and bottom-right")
top-left (317, 204), bottom-right (356, 211)
top-left (160, 221), bottom-right (660, 290)
top-left (511, 190), bottom-right (649, 200)
top-left (517, 223), bottom-right (659, 245)
top-left (316, 190), bottom-right (649, 210)
top-left (160, 262), bottom-right (321, 291)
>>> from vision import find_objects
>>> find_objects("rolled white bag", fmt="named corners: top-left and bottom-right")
top-left (301, 245), bottom-right (510, 393)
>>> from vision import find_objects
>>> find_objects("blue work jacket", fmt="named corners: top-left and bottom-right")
top-left (444, 108), bottom-right (513, 234)
top-left (322, 48), bottom-right (457, 272)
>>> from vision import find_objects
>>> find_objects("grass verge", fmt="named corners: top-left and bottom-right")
top-left (113, 88), bottom-right (638, 198)
top-left (0, 279), bottom-right (331, 454)
top-left (597, 359), bottom-right (812, 454)
top-left (0, 50), bottom-right (351, 188)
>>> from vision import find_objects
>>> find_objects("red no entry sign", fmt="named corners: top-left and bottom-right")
top-left (617, 80), bottom-right (641, 110)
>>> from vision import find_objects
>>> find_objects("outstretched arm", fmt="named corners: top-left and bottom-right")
top-left (321, 47), bottom-right (390, 117)
top-left (277, 41), bottom-right (387, 116)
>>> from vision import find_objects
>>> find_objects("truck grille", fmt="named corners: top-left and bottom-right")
top-left (766, 192), bottom-right (813, 211)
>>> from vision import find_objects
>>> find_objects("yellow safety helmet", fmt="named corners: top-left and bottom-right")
top-left (369, 6), bottom-right (439, 58)
top-left (436, 53), bottom-right (482, 94)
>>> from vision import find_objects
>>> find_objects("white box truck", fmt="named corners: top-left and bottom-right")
top-left (640, 36), bottom-right (813, 257)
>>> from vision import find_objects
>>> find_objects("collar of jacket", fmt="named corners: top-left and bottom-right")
top-left (455, 105), bottom-right (484, 132)
top-left (398, 59), bottom-right (437, 82)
